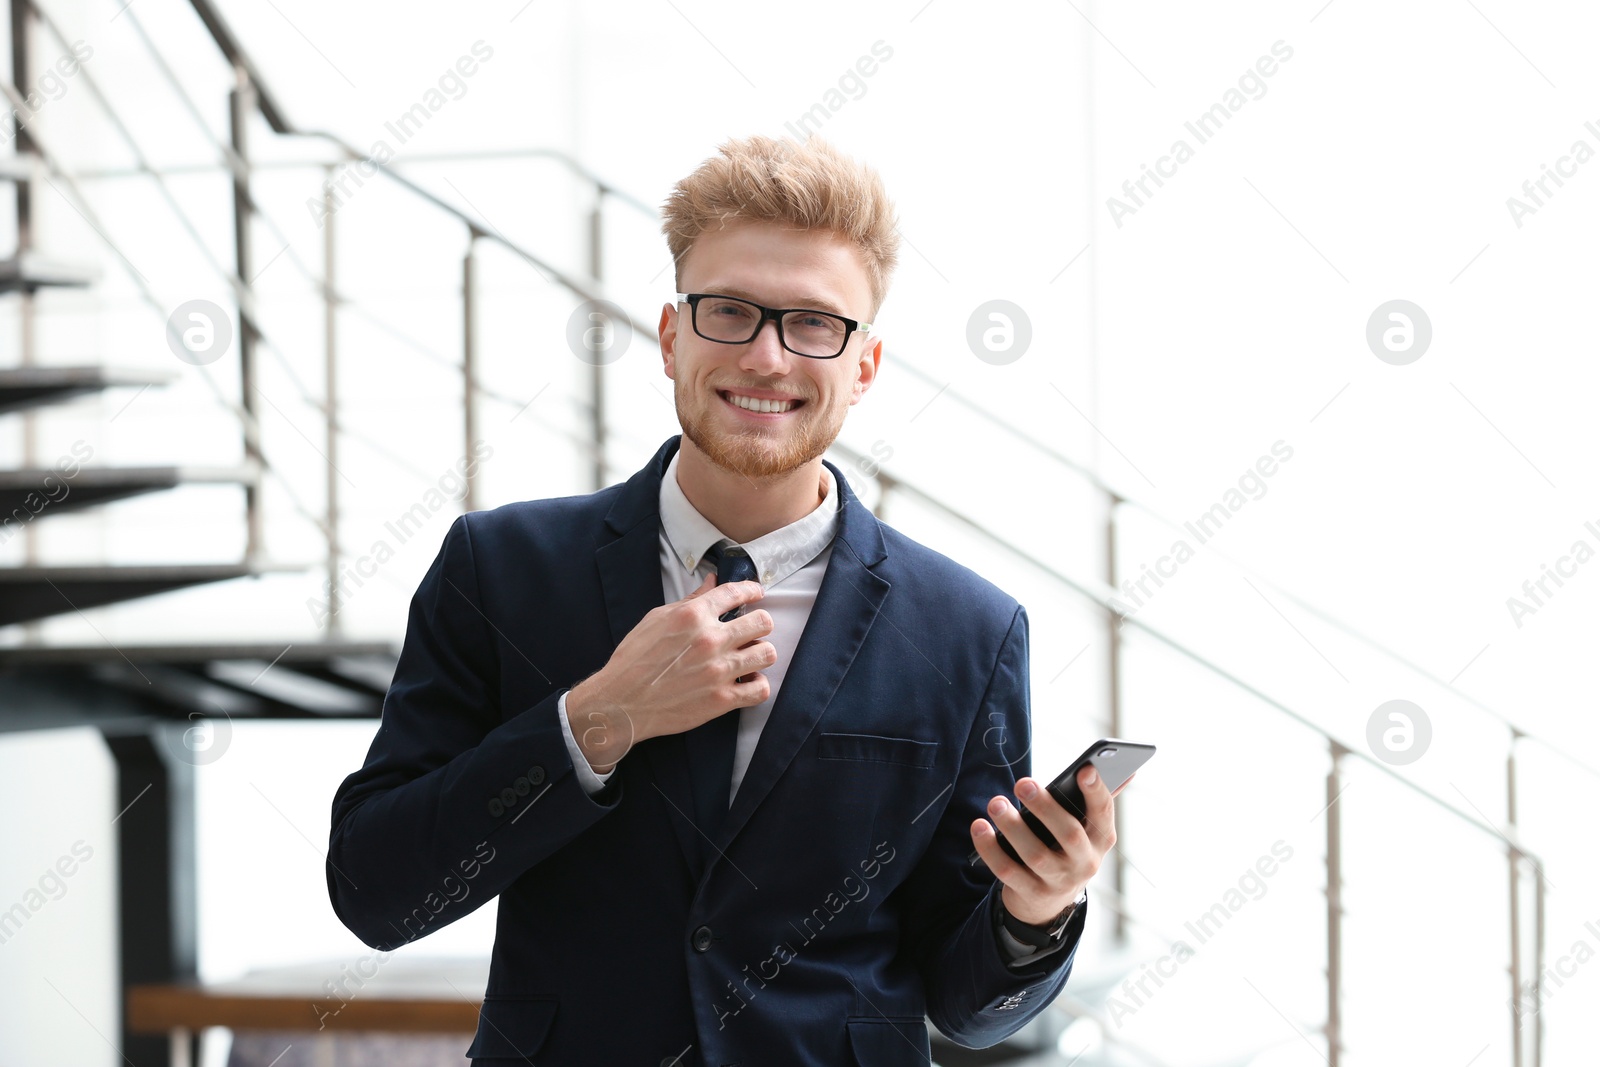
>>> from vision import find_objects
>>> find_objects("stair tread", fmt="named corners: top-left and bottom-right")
top-left (0, 639), bottom-right (396, 667)
top-left (0, 562), bottom-right (305, 628)
top-left (0, 562), bottom-right (298, 578)
top-left (0, 364), bottom-right (180, 416)
top-left (0, 251), bottom-right (101, 290)
top-left (0, 154), bottom-right (40, 181)
top-left (0, 364), bottom-right (178, 386)
top-left (0, 464), bottom-right (258, 486)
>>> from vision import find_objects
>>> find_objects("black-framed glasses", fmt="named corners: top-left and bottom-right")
top-left (676, 293), bottom-right (871, 359)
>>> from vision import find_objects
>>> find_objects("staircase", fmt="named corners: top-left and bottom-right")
top-left (0, 4), bottom-right (409, 1064)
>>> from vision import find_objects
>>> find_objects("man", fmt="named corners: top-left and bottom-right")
top-left (327, 134), bottom-right (1127, 1066)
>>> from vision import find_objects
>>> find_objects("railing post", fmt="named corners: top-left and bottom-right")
top-left (1325, 738), bottom-right (1345, 1067)
top-left (589, 187), bottom-right (607, 491)
top-left (229, 71), bottom-right (263, 563)
top-left (1533, 857), bottom-right (1545, 1067)
top-left (323, 165), bottom-right (341, 632)
top-left (1507, 729), bottom-right (1544, 1067)
top-left (463, 230), bottom-right (479, 513)
top-left (1105, 490), bottom-right (1125, 942)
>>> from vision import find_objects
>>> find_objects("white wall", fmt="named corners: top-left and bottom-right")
top-left (0, 727), bottom-right (119, 1067)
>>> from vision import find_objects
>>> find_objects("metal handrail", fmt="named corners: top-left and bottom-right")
top-left (875, 356), bottom-right (1599, 787)
top-left (163, 0), bottom-right (655, 339)
top-left (823, 438), bottom-right (1546, 853)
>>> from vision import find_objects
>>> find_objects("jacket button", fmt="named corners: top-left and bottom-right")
top-left (514, 776), bottom-right (531, 796)
top-left (488, 798), bottom-right (504, 817)
top-left (691, 925), bottom-right (713, 952)
top-left (528, 765), bottom-right (546, 785)
top-left (500, 787), bottom-right (518, 807)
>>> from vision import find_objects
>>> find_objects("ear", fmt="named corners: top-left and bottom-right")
top-left (660, 302), bottom-right (678, 380)
top-left (850, 335), bottom-right (882, 405)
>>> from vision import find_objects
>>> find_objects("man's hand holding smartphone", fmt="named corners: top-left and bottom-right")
top-left (968, 739), bottom-right (1153, 928)
top-left (969, 766), bottom-right (1130, 926)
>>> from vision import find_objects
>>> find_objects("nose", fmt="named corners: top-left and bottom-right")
top-left (739, 317), bottom-right (793, 374)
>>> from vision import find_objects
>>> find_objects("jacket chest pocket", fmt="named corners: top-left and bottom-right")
top-left (812, 732), bottom-right (949, 872)
top-left (816, 731), bottom-right (939, 768)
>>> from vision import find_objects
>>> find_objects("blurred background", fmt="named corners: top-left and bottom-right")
top-left (1, 0), bottom-right (1597, 1064)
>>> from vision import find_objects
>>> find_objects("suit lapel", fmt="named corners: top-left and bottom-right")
top-left (593, 435), bottom-right (891, 885)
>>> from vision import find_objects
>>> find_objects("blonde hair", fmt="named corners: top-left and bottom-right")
top-left (660, 133), bottom-right (900, 319)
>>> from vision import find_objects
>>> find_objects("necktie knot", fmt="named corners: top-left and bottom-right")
top-left (704, 542), bottom-right (758, 623)
top-left (704, 541), bottom-right (758, 586)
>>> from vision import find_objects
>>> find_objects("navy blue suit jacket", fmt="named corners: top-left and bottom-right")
top-left (327, 434), bottom-right (1084, 1065)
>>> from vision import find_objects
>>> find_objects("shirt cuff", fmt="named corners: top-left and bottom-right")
top-left (558, 689), bottom-right (616, 796)
top-left (992, 886), bottom-right (1086, 969)
top-left (997, 920), bottom-right (1036, 961)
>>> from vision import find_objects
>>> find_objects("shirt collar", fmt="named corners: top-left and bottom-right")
top-left (660, 448), bottom-right (840, 588)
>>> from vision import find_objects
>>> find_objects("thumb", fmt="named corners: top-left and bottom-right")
top-left (684, 571), bottom-right (717, 599)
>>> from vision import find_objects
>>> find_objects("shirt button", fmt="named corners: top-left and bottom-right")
top-left (691, 925), bottom-right (714, 952)
top-left (762, 571), bottom-right (772, 583)
top-left (528, 765), bottom-right (546, 785)
top-left (487, 798), bottom-right (504, 817)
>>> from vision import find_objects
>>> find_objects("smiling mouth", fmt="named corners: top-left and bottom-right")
top-left (718, 390), bottom-right (806, 416)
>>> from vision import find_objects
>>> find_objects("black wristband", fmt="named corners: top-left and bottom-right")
top-left (997, 892), bottom-right (1075, 949)
top-left (1002, 909), bottom-right (1053, 948)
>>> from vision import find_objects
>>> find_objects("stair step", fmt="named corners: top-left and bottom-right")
top-left (0, 563), bottom-right (296, 628)
top-left (0, 365), bottom-right (178, 416)
top-left (0, 464), bottom-right (259, 521)
top-left (0, 639), bottom-right (395, 668)
top-left (0, 252), bottom-right (101, 292)
top-left (0, 640), bottom-right (398, 722)
top-left (0, 154), bottom-right (42, 182)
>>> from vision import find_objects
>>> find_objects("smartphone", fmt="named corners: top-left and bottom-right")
top-left (967, 738), bottom-right (1156, 867)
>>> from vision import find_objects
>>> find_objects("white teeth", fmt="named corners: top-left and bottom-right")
top-left (724, 391), bottom-right (797, 414)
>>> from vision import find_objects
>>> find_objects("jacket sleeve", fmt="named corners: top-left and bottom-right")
top-left (889, 603), bottom-right (1084, 1048)
top-left (326, 512), bottom-right (623, 951)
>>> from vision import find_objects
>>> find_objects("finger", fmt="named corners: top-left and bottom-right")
top-left (1109, 771), bottom-right (1137, 800)
top-left (988, 792), bottom-right (1073, 877)
top-left (1012, 780), bottom-right (1091, 863)
top-left (1075, 766), bottom-right (1118, 847)
top-left (728, 608), bottom-right (775, 643)
top-left (968, 817), bottom-right (1040, 891)
top-left (735, 640), bottom-right (776, 676)
top-left (732, 669), bottom-right (770, 702)
top-left (712, 579), bottom-right (766, 616)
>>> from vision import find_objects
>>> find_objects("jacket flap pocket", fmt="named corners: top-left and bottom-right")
top-left (846, 1016), bottom-right (931, 1064)
top-left (465, 995), bottom-right (557, 1061)
top-left (818, 731), bottom-right (938, 768)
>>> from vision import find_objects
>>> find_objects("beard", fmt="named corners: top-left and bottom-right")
top-left (676, 378), bottom-right (845, 481)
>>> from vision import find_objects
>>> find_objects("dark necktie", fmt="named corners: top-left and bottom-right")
top-left (683, 541), bottom-right (758, 851)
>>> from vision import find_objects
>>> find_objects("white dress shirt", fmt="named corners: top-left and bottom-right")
top-left (557, 448), bottom-right (838, 801)
top-left (553, 449), bottom-right (1048, 963)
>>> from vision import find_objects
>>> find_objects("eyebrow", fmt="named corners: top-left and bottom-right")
top-left (699, 285), bottom-right (852, 318)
